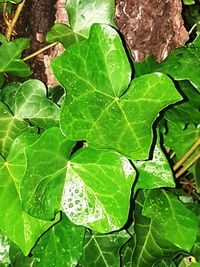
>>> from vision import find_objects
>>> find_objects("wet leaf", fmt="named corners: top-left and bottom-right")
top-left (21, 127), bottom-right (75, 220)
top-left (52, 23), bottom-right (182, 160)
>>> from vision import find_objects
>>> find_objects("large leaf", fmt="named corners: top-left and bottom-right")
top-left (0, 34), bottom-right (31, 77)
top-left (0, 133), bottom-right (58, 255)
top-left (62, 147), bottom-right (135, 232)
top-left (78, 229), bottom-right (130, 267)
top-left (1, 80), bottom-right (60, 129)
top-left (66, 0), bottom-right (115, 38)
top-left (133, 144), bottom-right (175, 192)
top-left (32, 213), bottom-right (85, 267)
top-left (0, 101), bottom-right (29, 157)
top-left (21, 127), bottom-right (75, 220)
top-left (155, 259), bottom-right (176, 267)
top-left (134, 47), bottom-right (200, 92)
top-left (52, 23), bottom-right (182, 160)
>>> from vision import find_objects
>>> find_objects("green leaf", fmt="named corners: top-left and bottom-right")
top-left (0, 231), bottom-right (10, 266)
top-left (133, 144), bottom-right (175, 192)
top-left (52, 23), bottom-right (182, 160)
top-left (66, 0), bottom-right (115, 38)
top-left (195, 159), bottom-right (200, 193)
top-left (183, 0), bottom-right (195, 5)
top-left (21, 127), bottom-right (75, 220)
top-left (134, 47), bottom-right (200, 92)
top-left (0, 34), bottom-right (31, 77)
top-left (0, 133), bottom-right (58, 255)
top-left (155, 259), bottom-right (176, 267)
top-left (0, 101), bottom-right (29, 157)
top-left (0, 73), bottom-right (5, 88)
top-left (62, 147), bottom-right (135, 232)
top-left (0, 0), bottom-right (22, 3)
top-left (143, 189), bottom-right (198, 252)
top-left (121, 191), bottom-right (181, 267)
top-left (32, 213), bottom-right (85, 267)
top-left (78, 229), bottom-right (130, 267)
top-left (1, 80), bottom-right (60, 129)
top-left (46, 23), bottom-right (84, 48)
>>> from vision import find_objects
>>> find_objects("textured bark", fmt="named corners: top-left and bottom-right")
top-left (115, 0), bottom-right (189, 62)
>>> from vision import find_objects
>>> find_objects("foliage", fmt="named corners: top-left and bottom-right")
top-left (0, 0), bottom-right (199, 266)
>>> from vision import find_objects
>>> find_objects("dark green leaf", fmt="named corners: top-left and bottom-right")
top-left (21, 127), bottom-right (75, 220)
top-left (0, 132), bottom-right (58, 255)
top-left (133, 144), bottom-right (175, 192)
top-left (0, 73), bottom-right (5, 88)
top-left (66, 0), bottom-right (115, 38)
top-left (52, 23), bottom-right (182, 160)
top-left (62, 147), bottom-right (135, 232)
top-left (79, 229), bottom-right (130, 267)
top-left (0, 34), bottom-right (31, 77)
top-left (32, 213), bottom-right (85, 267)
top-left (155, 259), bottom-right (176, 267)
top-left (1, 80), bottom-right (60, 129)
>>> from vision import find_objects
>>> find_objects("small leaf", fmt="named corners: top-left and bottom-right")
top-left (133, 144), bottom-right (175, 192)
top-left (62, 147), bottom-right (135, 232)
top-left (66, 0), bottom-right (115, 38)
top-left (1, 80), bottom-right (60, 129)
top-left (183, 0), bottom-right (195, 5)
top-left (0, 34), bottom-right (31, 77)
top-left (52, 23), bottom-right (182, 160)
top-left (46, 23), bottom-right (84, 48)
top-left (32, 213), bottom-right (85, 267)
top-left (78, 229), bottom-right (130, 267)
top-left (21, 127), bottom-right (75, 220)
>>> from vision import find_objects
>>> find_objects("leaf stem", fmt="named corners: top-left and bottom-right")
top-left (173, 138), bottom-right (200, 171)
top-left (175, 152), bottom-right (200, 179)
top-left (2, 3), bottom-right (9, 26)
top-left (23, 42), bottom-right (58, 61)
top-left (6, 0), bottom-right (26, 42)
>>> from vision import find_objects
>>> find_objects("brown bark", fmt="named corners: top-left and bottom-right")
top-left (115, 0), bottom-right (189, 62)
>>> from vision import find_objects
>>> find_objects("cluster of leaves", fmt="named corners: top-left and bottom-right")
top-left (0, 0), bottom-right (199, 266)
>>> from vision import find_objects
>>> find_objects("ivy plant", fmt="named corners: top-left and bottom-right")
top-left (0, 0), bottom-right (199, 266)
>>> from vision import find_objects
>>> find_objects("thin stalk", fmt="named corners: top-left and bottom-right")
top-left (175, 152), bottom-right (200, 179)
top-left (6, 0), bottom-right (26, 42)
top-left (23, 42), bottom-right (58, 61)
top-left (2, 3), bottom-right (9, 26)
top-left (189, 23), bottom-right (197, 35)
top-left (173, 138), bottom-right (200, 171)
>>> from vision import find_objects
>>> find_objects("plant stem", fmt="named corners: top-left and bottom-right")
top-left (173, 138), bottom-right (200, 171)
top-left (2, 3), bottom-right (9, 26)
top-left (6, 0), bottom-right (26, 42)
top-left (175, 152), bottom-right (200, 179)
top-left (23, 42), bottom-right (58, 61)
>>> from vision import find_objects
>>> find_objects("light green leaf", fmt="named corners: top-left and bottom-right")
top-left (0, 101), bottom-right (29, 157)
top-left (66, 0), bottom-right (115, 38)
top-left (143, 189), bottom-right (198, 252)
top-left (183, 0), bottom-right (195, 5)
top-left (0, 231), bottom-right (10, 266)
top-left (62, 147), bottom-right (135, 233)
top-left (121, 190), bottom-right (181, 267)
top-left (0, 133), bottom-right (58, 255)
top-left (79, 229), bottom-right (130, 267)
top-left (52, 23), bottom-right (182, 160)
top-left (133, 144), bottom-right (175, 192)
top-left (1, 80), bottom-right (60, 129)
top-left (134, 47), bottom-right (200, 92)
top-left (21, 127), bottom-right (75, 220)
top-left (46, 23), bottom-right (84, 48)
top-left (32, 213), bottom-right (85, 267)
top-left (0, 34), bottom-right (31, 77)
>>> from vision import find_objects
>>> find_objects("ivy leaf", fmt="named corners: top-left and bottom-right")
top-left (0, 133), bottom-right (58, 255)
top-left (143, 189), bottom-right (198, 252)
top-left (1, 80), bottom-right (60, 129)
top-left (62, 147), bottom-right (135, 233)
top-left (32, 213), bottom-right (85, 267)
top-left (134, 47), bottom-right (200, 92)
top-left (21, 127), bottom-right (75, 220)
top-left (78, 229), bottom-right (130, 267)
top-left (46, 23), bottom-right (84, 49)
top-left (133, 144), bottom-right (175, 192)
top-left (66, 0), bottom-right (115, 38)
top-left (52, 23), bottom-right (182, 160)
top-left (0, 101), bottom-right (29, 157)
top-left (0, 34), bottom-right (31, 77)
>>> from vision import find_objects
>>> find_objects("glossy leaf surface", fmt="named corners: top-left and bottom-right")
top-left (52, 24), bottom-right (181, 160)
top-left (79, 229), bottom-right (130, 267)
top-left (21, 127), bottom-right (75, 220)
top-left (1, 80), bottom-right (60, 129)
top-left (62, 147), bottom-right (135, 232)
